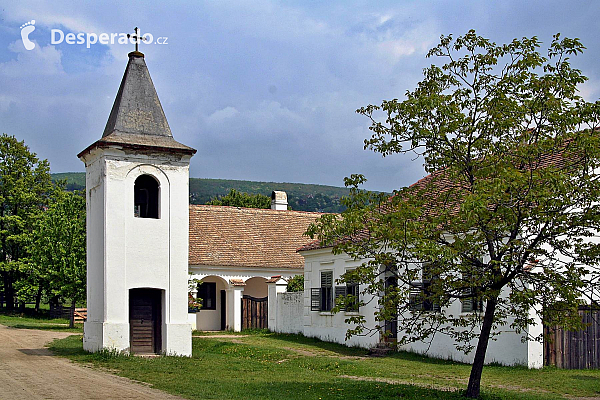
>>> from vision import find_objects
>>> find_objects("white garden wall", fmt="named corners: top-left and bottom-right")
top-left (274, 292), bottom-right (303, 334)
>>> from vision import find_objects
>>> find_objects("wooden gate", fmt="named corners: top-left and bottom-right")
top-left (544, 307), bottom-right (600, 369)
top-left (241, 295), bottom-right (267, 330)
top-left (130, 289), bottom-right (162, 354)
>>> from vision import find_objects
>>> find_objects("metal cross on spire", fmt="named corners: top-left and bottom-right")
top-left (127, 27), bottom-right (148, 53)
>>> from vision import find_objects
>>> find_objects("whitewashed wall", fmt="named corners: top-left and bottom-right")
top-left (398, 291), bottom-right (543, 368)
top-left (82, 147), bottom-right (192, 356)
top-left (297, 247), bottom-right (544, 367)
top-left (245, 277), bottom-right (268, 298)
top-left (274, 292), bottom-right (303, 334)
top-left (300, 249), bottom-right (380, 349)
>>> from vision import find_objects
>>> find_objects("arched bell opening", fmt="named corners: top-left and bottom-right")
top-left (134, 174), bottom-right (160, 219)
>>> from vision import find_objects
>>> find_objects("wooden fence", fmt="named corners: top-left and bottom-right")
top-left (49, 304), bottom-right (87, 322)
top-left (241, 295), bottom-right (267, 330)
top-left (544, 307), bottom-right (600, 369)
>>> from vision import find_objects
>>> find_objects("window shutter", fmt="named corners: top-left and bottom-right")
top-left (409, 290), bottom-right (422, 312)
top-left (321, 271), bottom-right (333, 287)
top-left (347, 283), bottom-right (359, 311)
top-left (409, 282), bottom-right (423, 312)
top-left (461, 283), bottom-right (483, 313)
top-left (461, 297), bottom-right (473, 313)
top-left (475, 299), bottom-right (484, 312)
top-left (335, 286), bottom-right (347, 311)
top-left (311, 288), bottom-right (321, 311)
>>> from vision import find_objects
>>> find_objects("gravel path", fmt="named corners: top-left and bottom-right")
top-left (0, 325), bottom-right (184, 399)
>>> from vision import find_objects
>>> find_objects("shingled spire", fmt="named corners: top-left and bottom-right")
top-left (78, 51), bottom-right (195, 158)
top-left (103, 51), bottom-right (173, 138)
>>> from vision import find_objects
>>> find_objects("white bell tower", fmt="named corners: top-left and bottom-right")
top-left (78, 49), bottom-right (195, 356)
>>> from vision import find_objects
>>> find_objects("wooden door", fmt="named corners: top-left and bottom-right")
top-left (384, 277), bottom-right (398, 340)
top-left (220, 290), bottom-right (226, 330)
top-left (129, 289), bottom-right (162, 354)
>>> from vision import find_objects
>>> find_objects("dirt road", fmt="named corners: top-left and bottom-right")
top-left (0, 325), bottom-right (184, 399)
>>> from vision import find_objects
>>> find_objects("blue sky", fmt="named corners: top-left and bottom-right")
top-left (0, 1), bottom-right (599, 192)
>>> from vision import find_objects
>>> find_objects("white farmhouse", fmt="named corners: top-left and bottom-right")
top-left (297, 242), bottom-right (544, 367)
top-left (187, 195), bottom-right (322, 332)
top-left (294, 167), bottom-right (546, 368)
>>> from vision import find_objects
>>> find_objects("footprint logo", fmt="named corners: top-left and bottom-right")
top-left (20, 20), bottom-right (36, 50)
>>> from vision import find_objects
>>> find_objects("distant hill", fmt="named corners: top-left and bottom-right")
top-left (53, 172), bottom-right (86, 191)
top-left (52, 172), bottom-right (350, 213)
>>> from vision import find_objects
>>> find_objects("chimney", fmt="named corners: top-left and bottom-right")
top-left (271, 191), bottom-right (288, 211)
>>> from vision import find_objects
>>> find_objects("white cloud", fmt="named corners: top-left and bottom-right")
top-left (355, 13), bottom-right (439, 63)
top-left (206, 106), bottom-right (240, 124)
top-left (578, 78), bottom-right (600, 102)
top-left (203, 1), bottom-right (337, 41)
top-left (0, 42), bottom-right (64, 77)
top-left (3, 2), bottom-right (106, 34)
top-left (203, 101), bottom-right (304, 143)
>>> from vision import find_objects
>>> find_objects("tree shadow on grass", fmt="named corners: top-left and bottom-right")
top-left (570, 375), bottom-right (599, 381)
top-left (266, 333), bottom-right (495, 372)
top-left (170, 376), bottom-right (537, 400)
top-left (0, 309), bottom-right (56, 319)
top-left (388, 349), bottom-right (474, 367)
top-left (8, 323), bottom-right (82, 332)
top-left (266, 333), bottom-right (471, 367)
top-left (48, 335), bottom-right (88, 357)
top-left (261, 332), bottom-right (368, 357)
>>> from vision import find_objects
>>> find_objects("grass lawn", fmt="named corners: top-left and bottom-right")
top-left (0, 311), bottom-right (83, 332)
top-left (47, 331), bottom-right (600, 400)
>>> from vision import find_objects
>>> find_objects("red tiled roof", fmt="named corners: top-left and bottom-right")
top-left (298, 145), bottom-right (578, 252)
top-left (189, 205), bottom-right (323, 269)
top-left (265, 276), bottom-right (284, 283)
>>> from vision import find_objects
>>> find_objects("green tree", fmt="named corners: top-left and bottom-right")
top-left (286, 275), bottom-right (304, 292)
top-left (307, 31), bottom-right (600, 398)
top-left (0, 135), bottom-right (52, 310)
top-left (208, 189), bottom-right (271, 209)
top-left (29, 187), bottom-right (86, 327)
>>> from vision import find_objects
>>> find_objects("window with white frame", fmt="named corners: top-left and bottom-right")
top-left (334, 270), bottom-right (360, 312)
top-left (311, 270), bottom-right (333, 312)
top-left (461, 272), bottom-right (483, 313)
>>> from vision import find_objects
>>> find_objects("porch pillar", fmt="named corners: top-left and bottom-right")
top-left (229, 279), bottom-right (246, 332)
top-left (267, 276), bottom-right (288, 332)
top-left (188, 277), bottom-right (199, 331)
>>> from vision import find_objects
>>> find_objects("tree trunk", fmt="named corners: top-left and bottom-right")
top-left (0, 271), bottom-right (6, 309)
top-left (69, 299), bottom-right (76, 329)
top-left (34, 286), bottom-right (43, 313)
top-left (4, 274), bottom-right (15, 311)
top-left (465, 296), bottom-right (498, 398)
